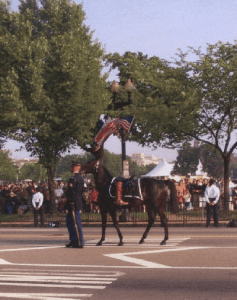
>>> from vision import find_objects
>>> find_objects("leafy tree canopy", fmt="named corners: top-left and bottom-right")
top-left (0, 150), bottom-right (18, 181)
top-left (1, 0), bottom-right (111, 212)
top-left (18, 162), bottom-right (47, 182)
top-left (55, 150), bottom-right (156, 179)
top-left (0, 0), bottom-right (23, 148)
top-left (172, 142), bottom-right (223, 178)
top-left (106, 51), bottom-right (196, 147)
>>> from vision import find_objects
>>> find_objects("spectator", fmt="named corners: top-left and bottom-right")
top-left (184, 189), bottom-right (193, 210)
top-left (176, 180), bottom-right (185, 208)
top-left (54, 184), bottom-right (64, 209)
top-left (82, 187), bottom-right (90, 212)
top-left (17, 200), bottom-right (29, 215)
top-left (205, 179), bottom-right (220, 228)
top-left (32, 187), bottom-right (44, 228)
top-left (89, 187), bottom-right (99, 213)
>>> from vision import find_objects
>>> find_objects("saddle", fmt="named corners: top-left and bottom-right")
top-left (109, 175), bottom-right (143, 205)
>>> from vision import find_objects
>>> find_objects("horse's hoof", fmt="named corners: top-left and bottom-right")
top-left (139, 239), bottom-right (144, 244)
top-left (160, 240), bottom-right (166, 245)
top-left (96, 241), bottom-right (103, 246)
top-left (118, 241), bottom-right (124, 246)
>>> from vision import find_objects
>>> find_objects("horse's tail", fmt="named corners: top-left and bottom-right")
top-left (164, 180), bottom-right (179, 213)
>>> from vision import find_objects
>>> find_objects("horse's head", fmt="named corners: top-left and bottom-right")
top-left (80, 147), bottom-right (104, 174)
top-left (80, 159), bottom-right (100, 174)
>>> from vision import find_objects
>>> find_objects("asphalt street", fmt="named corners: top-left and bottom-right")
top-left (0, 226), bottom-right (237, 300)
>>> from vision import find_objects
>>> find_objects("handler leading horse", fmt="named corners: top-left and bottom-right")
top-left (80, 148), bottom-right (179, 246)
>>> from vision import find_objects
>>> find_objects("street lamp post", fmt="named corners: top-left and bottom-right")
top-left (110, 79), bottom-right (135, 178)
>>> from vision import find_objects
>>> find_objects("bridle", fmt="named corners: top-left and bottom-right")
top-left (94, 160), bottom-right (100, 173)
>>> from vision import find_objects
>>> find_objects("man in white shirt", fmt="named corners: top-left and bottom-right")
top-left (32, 187), bottom-right (44, 228)
top-left (205, 179), bottom-right (220, 228)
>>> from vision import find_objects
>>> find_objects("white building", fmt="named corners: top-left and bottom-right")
top-left (130, 153), bottom-right (162, 166)
top-left (12, 158), bottom-right (38, 169)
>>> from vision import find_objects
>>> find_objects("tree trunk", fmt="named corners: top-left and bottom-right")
top-left (223, 154), bottom-right (230, 211)
top-left (47, 166), bottom-right (57, 215)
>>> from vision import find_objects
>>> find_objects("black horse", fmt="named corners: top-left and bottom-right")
top-left (81, 149), bottom-right (179, 246)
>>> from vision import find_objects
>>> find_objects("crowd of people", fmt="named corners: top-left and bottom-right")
top-left (174, 177), bottom-right (237, 210)
top-left (0, 176), bottom-right (236, 217)
top-left (0, 179), bottom-right (100, 216)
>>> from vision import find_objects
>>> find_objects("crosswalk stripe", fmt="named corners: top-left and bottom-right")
top-left (0, 282), bottom-right (106, 289)
top-left (0, 293), bottom-right (92, 299)
top-left (0, 269), bottom-right (123, 293)
top-left (85, 237), bottom-right (189, 247)
top-left (0, 274), bottom-right (117, 281)
top-left (0, 269), bottom-right (124, 276)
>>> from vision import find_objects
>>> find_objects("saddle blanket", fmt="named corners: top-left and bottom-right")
top-left (109, 175), bottom-right (143, 201)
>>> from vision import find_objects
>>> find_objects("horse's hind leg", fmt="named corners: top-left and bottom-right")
top-left (97, 211), bottom-right (107, 246)
top-left (139, 209), bottom-right (155, 244)
top-left (159, 209), bottom-right (168, 245)
top-left (110, 210), bottom-right (123, 246)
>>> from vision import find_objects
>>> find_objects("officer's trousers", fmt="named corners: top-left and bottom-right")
top-left (66, 210), bottom-right (84, 246)
top-left (206, 202), bottom-right (219, 227)
top-left (34, 206), bottom-right (44, 227)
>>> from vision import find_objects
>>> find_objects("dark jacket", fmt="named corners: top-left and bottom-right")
top-left (65, 173), bottom-right (84, 211)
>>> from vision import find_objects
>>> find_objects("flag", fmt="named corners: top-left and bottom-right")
top-left (93, 117), bottom-right (119, 151)
top-left (93, 116), bottom-right (135, 151)
top-left (113, 116), bottom-right (135, 133)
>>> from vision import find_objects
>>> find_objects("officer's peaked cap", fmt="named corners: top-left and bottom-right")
top-left (72, 161), bottom-right (81, 166)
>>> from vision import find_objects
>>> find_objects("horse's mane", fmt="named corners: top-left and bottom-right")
top-left (94, 160), bottom-right (113, 189)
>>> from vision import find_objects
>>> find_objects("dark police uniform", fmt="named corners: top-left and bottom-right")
top-left (65, 172), bottom-right (84, 248)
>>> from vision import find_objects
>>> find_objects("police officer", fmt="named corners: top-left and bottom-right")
top-left (205, 179), bottom-right (220, 228)
top-left (65, 161), bottom-right (84, 248)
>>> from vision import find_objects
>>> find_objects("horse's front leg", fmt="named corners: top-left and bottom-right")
top-left (110, 210), bottom-right (123, 246)
top-left (97, 210), bottom-right (107, 246)
top-left (139, 208), bottom-right (155, 244)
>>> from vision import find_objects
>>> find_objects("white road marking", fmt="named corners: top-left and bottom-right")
top-left (0, 269), bottom-right (123, 291)
top-left (85, 237), bottom-right (189, 247)
top-left (0, 246), bottom-right (63, 252)
top-left (0, 282), bottom-right (106, 289)
top-left (0, 275), bottom-right (114, 284)
top-left (0, 269), bottom-right (124, 277)
top-left (0, 228), bottom-right (62, 231)
top-left (0, 274), bottom-right (118, 280)
top-left (105, 246), bottom-right (237, 269)
top-left (0, 293), bottom-right (92, 299)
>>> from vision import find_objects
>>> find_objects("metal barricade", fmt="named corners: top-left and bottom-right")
top-left (1, 199), bottom-right (237, 227)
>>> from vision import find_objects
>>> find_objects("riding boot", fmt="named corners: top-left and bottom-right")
top-left (116, 181), bottom-right (123, 205)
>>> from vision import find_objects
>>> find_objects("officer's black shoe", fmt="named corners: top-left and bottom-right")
top-left (65, 241), bottom-right (74, 248)
top-left (72, 244), bottom-right (84, 248)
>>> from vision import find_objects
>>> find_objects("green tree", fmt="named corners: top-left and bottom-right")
top-left (169, 42), bottom-right (237, 209)
top-left (200, 144), bottom-right (223, 179)
top-left (172, 142), bottom-right (223, 178)
top-left (172, 142), bottom-right (199, 176)
top-left (0, 150), bottom-right (18, 181)
top-left (0, 0), bottom-right (23, 147)
top-left (18, 162), bottom-right (47, 181)
top-left (55, 152), bottom-right (94, 180)
top-left (4, 0), bottom-right (110, 213)
top-left (108, 44), bottom-right (237, 209)
top-left (106, 52), bottom-right (194, 146)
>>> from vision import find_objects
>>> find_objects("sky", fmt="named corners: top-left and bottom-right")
top-left (5, 0), bottom-right (237, 162)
